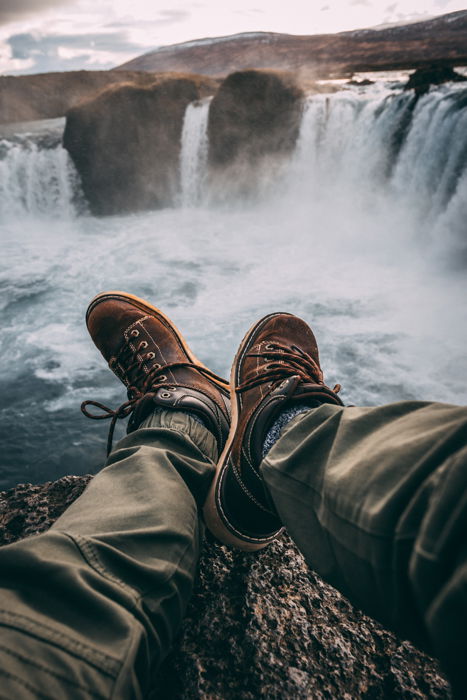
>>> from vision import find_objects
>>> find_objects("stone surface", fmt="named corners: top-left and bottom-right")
top-left (63, 75), bottom-right (217, 215)
top-left (405, 65), bottom-right (467, 95)
top-left (0, 476), bottom-right (452, 699)
top-left (207, 70), bottom-right (303, 201)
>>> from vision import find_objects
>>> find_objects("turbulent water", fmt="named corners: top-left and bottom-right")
top-left (1, 82), bottom-right (466, 489)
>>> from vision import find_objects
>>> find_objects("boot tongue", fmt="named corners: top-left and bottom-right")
top-left (250, 375), bottom-right (302, 464)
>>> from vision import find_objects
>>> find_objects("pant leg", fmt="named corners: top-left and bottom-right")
top-left (261, 401), bottom-right (467, 697)
top-left (0, 409), bottom-right (217, 699)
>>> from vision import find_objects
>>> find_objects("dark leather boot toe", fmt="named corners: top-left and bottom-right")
top-left (81, 291), bottom-right (230, 455)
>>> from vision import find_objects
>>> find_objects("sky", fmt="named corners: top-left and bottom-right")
top-left (0, 0), bottom-right (465, 75)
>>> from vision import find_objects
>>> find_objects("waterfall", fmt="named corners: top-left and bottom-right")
top-left (0, 132), bottom-right (85, 221)
top-left (179, 97), bottom-right (211, 207)
top-left (2, 83), bottom-right (467, 488)
top-left (289, 84), bottom-right (467, 256)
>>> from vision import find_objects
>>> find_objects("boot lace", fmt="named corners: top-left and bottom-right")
top-left (81, 338), bottom-right (225, 456)
top-left (236, 342), bottom-right (341, 395)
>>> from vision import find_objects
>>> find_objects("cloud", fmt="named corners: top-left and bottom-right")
top-left (105, 9), bottom-right (190, 30)
top-left (5, 30), bottom-right (145, 73)
top-left (0, 0), bottom-right (72, 26)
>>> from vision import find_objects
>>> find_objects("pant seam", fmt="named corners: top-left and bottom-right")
top-left (0, 642), bottom-right (108, 699)
top-left (0, 610), bottom-right (120, 677)
top-left (67, 533), bottom-right (139, 602)
top-left (0, 666), bottom-right (55, 700)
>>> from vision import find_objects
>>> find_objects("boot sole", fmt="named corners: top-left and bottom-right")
top-left (203, 312), bottom-right (292, 551)
top-left (86, 291), bottom-right (230, 392)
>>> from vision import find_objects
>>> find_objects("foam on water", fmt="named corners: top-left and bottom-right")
top-left (0, 83), bottom-right (466, 486)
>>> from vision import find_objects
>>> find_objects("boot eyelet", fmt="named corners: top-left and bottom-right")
top-left (130, 329), bottom-right (139, 337)
top-left (160, 391), bottom-right (171, 398)
top-left (154, 363), bottom-right (161, 369)
top-left (168, 386), bottom-right (176, 391)
top-left (265, 344), bottom-right (274, 350)
top-left (140, 341), bottom-right (148, 349)
top-left (147, 351), bottom-right (155, 359)
top-left (159, 375), bottom-right (167, 382)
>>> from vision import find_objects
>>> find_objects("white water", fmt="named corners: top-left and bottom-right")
top-left (0, 83), bottom-right (466, 487)
top-left (0, 139), bottom-right (84, 220)
top-left (179, 97), bottom-right (211, 207)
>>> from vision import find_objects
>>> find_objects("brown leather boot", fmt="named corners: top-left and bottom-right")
top-left (81, 291), bottom-right (230, 455)
top-left (203, 312), bottom-right (343, 551)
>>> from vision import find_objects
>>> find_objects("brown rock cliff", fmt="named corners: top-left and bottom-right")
top-left (63, 75), bottom-right (217, 215)
top-left (207, 70), bottom-right (304, 201)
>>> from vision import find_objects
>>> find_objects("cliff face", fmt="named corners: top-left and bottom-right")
top-left (207, 70), bottom-right (304, 201)
top-left (208, 70), bottom-right (303, 166)
top-left (63, 70), bottom-right (303, 214)
top-left (0, 476), bottom-right (452, 698)
top-left (117, 10), bottom-right (467, 78)
top-left (63, 75), bottom-right (217, 215)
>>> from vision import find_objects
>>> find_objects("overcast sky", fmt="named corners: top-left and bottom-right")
top-left (0, 0), bottom-right (465, 75)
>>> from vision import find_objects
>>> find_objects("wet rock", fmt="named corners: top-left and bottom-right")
top-left (207, 70), bottom-right (304, 200)
top-left (63, 76), bottom-right (217, 215)
top-left (0, 476), bottom-right (451, 698)
top-left (347, 78), bottom-right (375, 86)
top-left (405, 65), bottom-right (467, 95)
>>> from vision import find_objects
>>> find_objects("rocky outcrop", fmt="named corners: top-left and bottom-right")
top-left (0, 70), bottom-right (163, 125)
top-left (405, 65), bottom-right (467, 95)
top-left (62, 70), bottom-right (303, 214)
top-left (63, 75), bottom-right (217, 215)
top-left (0, 476), bottom-right (452, 699)
top-left (207, 70), bottom-right (303, 200)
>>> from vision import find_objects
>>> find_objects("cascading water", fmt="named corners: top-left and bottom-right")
top-left (287, 84), bottom-right (467, 259)
top-left (0, 123), bottom-right (85, 221)
top-left (1, 81), bottom-right (467, 489)
top-left (179, 97), bottom-right (211, 207)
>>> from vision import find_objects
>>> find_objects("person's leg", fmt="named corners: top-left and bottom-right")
top-left (261, 400), bottom-right (467, 695)
top-left (0, 290), bottom-right (230, 699)
top-left (0, 409), bottom-right (218, 699)
top-left (204, 311), bottom-right (467, 697)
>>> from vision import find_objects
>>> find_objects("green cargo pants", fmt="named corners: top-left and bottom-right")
top-left (0, 401), bottom-right (466, 698)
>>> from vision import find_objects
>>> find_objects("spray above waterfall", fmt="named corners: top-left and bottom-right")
top-left (282, 83), bottom-right (467, 259)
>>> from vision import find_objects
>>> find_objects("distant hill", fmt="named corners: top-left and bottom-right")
top-left (116, 10), bottom-right (467, 78)
top-left (1, 10), bottom-right (466, 125)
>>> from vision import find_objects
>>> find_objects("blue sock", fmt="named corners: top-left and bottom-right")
top-left (262, 403), bottom-right (318, 458)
